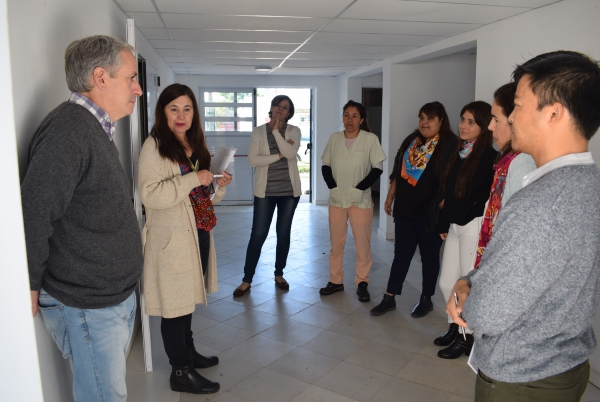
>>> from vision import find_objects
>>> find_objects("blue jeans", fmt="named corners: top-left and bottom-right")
top-left (38, 289), bottom-right (137, 402)
top-left (242, 195), bottom-right (300, 283)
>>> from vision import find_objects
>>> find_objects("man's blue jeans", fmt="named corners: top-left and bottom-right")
top-left (242, 195), bottom-right (300, 283)
top-left (38, 289), bottom-right (136, 402)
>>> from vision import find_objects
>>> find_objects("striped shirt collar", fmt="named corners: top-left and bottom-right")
top-left (68, 92), bottom-right (117, 140)
top-left (522, 152), bottom-right (595, 187)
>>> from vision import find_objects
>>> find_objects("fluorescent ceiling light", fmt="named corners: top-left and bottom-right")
top-left (255, 66), bottom-right (272, 72)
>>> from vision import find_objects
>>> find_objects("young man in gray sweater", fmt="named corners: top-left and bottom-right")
top-left (448, 51), bottom-right (600, 401)
top-left (21, 36), bottom-right (143, 401)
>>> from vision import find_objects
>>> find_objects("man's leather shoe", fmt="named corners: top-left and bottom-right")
top-left (233, 284), bottom-right (250, 297)
top-left (187, 345), bottom-right (218, 368)
top-left (356, 281), bottom-right (370, 302)
top-left (437, 334), bottom-right (473, 359)
top-left (411, 295), bottom-right (433, 318)
top-left (370, 294), bottom-right (396, 315)
top-left (434, 323), bottom-right (459, 346)
top-left (319, 282), bottom-right (344, 295)
top-left (170, 364), bottom-right (220, 394)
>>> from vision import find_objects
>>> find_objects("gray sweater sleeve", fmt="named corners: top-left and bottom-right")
top-left (22, 132), bottom-right (86, 290)
top-left (463, 167), bottom-right (599, 338)
top-left (502, 153), bottom-right (536, 208)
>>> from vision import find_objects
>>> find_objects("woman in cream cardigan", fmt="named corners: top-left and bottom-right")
top-left (139, 84), bottom-right (231, 395)
top-left (233, 95), bottom-right (302, 296)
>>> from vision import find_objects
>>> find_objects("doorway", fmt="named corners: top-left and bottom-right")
top-left (256, 88), bottom-right (313, 202)
top-left (362, 87), bottom-right (383, 220)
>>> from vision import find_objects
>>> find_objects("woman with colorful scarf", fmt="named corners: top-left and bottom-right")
top-left (434, 101), bottom-right (497, 359)
top-left (370, 102), bottom-right (458, 317)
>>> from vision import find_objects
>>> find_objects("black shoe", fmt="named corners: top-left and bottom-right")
top-left (356, 281), bottom-right (370, 302)
top-left (370, 294), bottom-right (396, 315)
top-left (188, 345), bottom-right (219, 369)
top-left (319, 282), bottom-right (344, 295)
top-left (411, 295), bottom-right (433, 318)
top-left (170, 364), bottom-right (220, 394)
top-left (434, 323), bottom-right (459, 346)
top-left (437, 334), bottom-right (474, 359)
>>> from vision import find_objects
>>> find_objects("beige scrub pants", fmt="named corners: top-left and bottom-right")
top-left (328, 204), bottom-right (373, 285)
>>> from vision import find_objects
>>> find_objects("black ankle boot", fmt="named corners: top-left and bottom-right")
top-left (188, 345), bottom-right (219, 368)
top-left (370, 294), bottom-right (396, 316)
top-left (411, 295), bottom-right (433, 318)
top-left (434, 323), bottom-right (459, 346)
top-left (170, 364), bottom-right (220, 394)
top-left (437, 334), bottom-right (474, 359)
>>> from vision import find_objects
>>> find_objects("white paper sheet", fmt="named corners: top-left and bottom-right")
top-left (467, 342), bottom-right (478, 374)
top-left (210, 146), bottom-right (236, 200)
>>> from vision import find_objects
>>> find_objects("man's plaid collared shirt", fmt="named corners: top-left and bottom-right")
top-left (68, 92), bottom-right (117, 141)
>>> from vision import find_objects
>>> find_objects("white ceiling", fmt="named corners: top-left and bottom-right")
top-left (113, 0), bottom-right (561, 76)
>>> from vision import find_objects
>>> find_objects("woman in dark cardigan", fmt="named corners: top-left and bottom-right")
top-left (434, 101), bottom-right (497, 359)
top-left (370, 101), bottom-right (459, 317)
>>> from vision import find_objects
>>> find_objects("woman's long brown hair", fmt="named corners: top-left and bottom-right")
top-left (150, 83), bottom-right (211, 170)
top-left (443, 101), bottom-right (493, 200)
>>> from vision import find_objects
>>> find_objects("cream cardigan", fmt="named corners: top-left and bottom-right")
top-left (249, 123), bottom-right (302, 198)
top-left (138, 139), bottom-right (225, 318)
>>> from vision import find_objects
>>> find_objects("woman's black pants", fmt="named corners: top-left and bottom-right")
top-left (386, 211), bottom-right (443, 296)
top-left (161, 229), bottom-right (210, 367)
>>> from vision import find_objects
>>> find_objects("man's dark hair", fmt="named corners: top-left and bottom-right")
top-left (512, 51), bottom-right (600, 140)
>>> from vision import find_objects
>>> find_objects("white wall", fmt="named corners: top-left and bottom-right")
top-left (176, 74), bottom-right (339, 205)
top-left (0, 0), bottom-right (43, 400)
top-left (6, 1), bottom-right (174, 400)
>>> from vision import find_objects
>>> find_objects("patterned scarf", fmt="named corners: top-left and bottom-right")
top-left (179, 161), bottom-right (216, 231)
top-left (400, 134), bottom-right (439, 186)
top-left (473, 151), bottom-right (520, 269)
top-left (459, 140), bottom-right (476, 159)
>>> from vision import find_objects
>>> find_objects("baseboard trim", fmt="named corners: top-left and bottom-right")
top-left (377, 227), bottom-right (394, 240)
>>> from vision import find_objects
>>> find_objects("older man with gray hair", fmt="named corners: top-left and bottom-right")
top-left (22, 35), bottom-right (143, 401)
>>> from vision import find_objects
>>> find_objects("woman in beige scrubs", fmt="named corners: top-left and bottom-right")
top-left (319, 100), bottom-right (386, 302)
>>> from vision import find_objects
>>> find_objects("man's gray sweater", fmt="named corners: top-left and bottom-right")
top-left (463, 162), bottom-right (600, 383)
top-left (22, 102), bottom-right (143, 309)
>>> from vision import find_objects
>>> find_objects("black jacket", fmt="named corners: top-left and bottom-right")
top-left (390, 132), bottom-right (459, 230)
top-left (439, 147), bottom-right (498, 233)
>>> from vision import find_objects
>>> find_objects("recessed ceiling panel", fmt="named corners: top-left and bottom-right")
top-left (166, 29), bottom-right (311, 43)
top-left (310, 32), bottom-right (446, 46)
top-left (302, 42), bottom-right (416, 54)
top-left (138, 28), bottom-right (171, 40)
top-left (114, 0), bottom-right (156, 13)
top-left (283, 59), bottom-right (375, 67)
top-left (290, 52), bottom-right (395, 61)
top-left (152, 40), bottom-right (299, 52)
top-left (411, 0), bottom-right (559, 7)
top-left (129, 12), bottom-right (164, 28)
top-left (166, 50), bottom-right (299, 59)
top-left (154, 0), bottom-right (356, 18)
top-left (325, 19), bottom-right (481, 37)
top-left (161, 13), bottom-right (329, 31)
top-left (341, 0), bottom-right (529, 24)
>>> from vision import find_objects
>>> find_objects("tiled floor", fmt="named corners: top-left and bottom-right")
top-left (126, 202), bottom-right (600, 402)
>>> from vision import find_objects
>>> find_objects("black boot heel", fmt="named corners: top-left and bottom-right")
top-left (170, 364), bottom-right (220, 394)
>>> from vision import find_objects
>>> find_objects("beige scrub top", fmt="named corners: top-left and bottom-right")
top-left (321, 130), bottom-right (387, 209)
